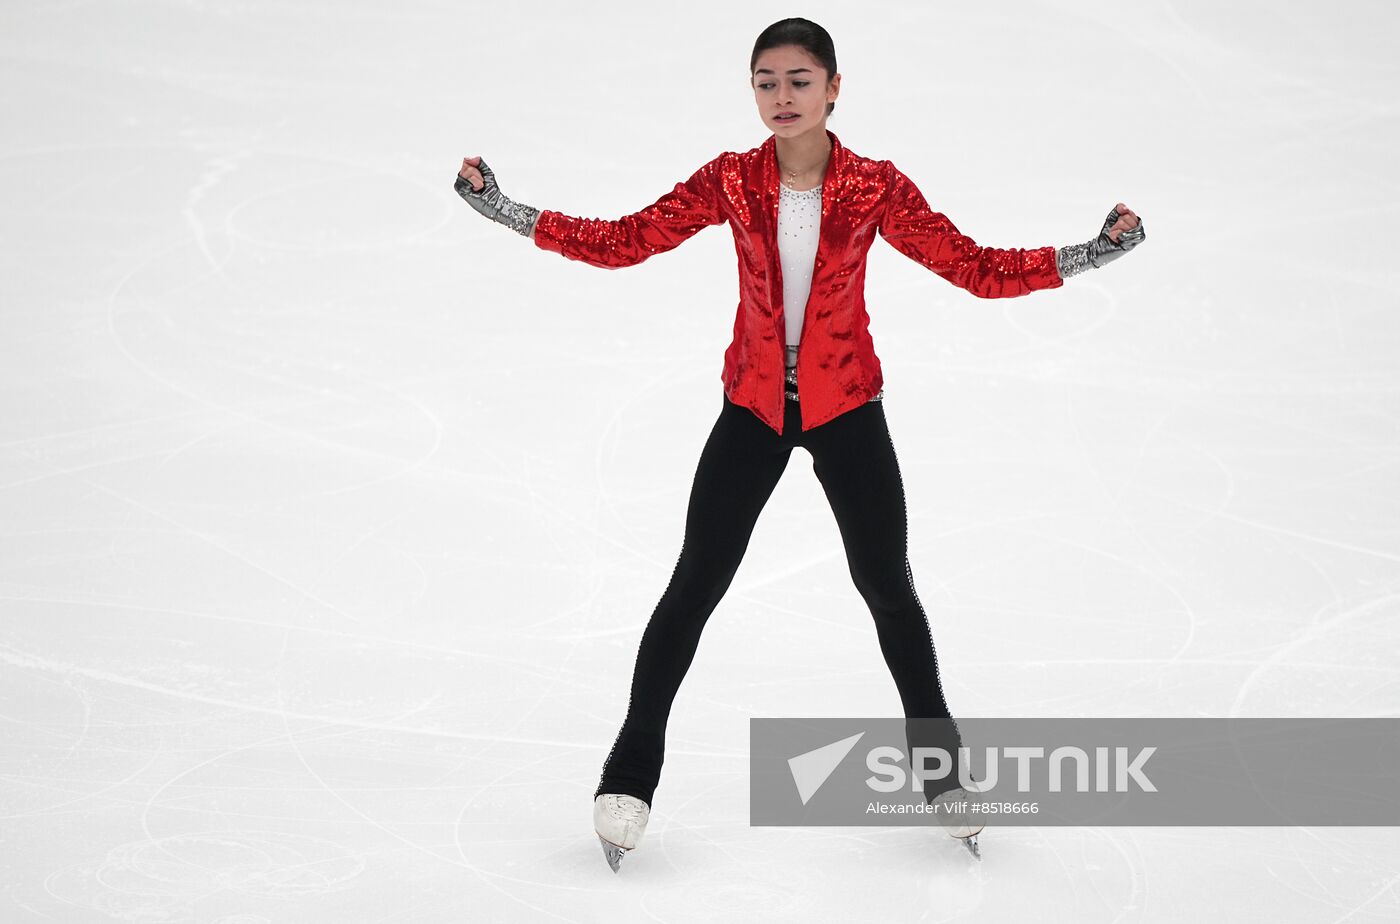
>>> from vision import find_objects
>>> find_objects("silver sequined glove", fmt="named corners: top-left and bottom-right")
top-left (454, 157), bottom-right (541, 238)
top-left (1056, 206), bottom-right (1146, 278)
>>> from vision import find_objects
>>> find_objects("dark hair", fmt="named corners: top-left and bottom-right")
top-left (750, 18), bottom-right (838, 117)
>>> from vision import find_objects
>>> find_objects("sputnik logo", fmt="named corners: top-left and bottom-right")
top-left (787, 732), bottom-right (865, 805)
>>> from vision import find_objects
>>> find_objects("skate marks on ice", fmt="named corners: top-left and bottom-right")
top-left (39, 831), bottom-right (364, 921)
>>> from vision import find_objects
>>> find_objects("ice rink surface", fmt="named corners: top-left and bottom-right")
top-left (3, 0), bottom-right (1398, 920)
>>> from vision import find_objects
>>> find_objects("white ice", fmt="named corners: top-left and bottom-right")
top-left (2, 0), bottom-right (1398, 921)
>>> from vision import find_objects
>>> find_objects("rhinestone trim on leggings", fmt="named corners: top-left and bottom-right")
top-left (884, 415), bottom-right (962, 787)
top-left (593, 531), bottom-right (689, 808)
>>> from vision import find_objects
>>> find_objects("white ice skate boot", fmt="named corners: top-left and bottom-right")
top-left (930, 786), bottom-right (986, 859)
top-left (594, 793), bottom-right (650, 872)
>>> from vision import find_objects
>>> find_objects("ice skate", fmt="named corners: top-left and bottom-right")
top-left (930, 786), bottom-right (985, 860)
top-left (594, 793), bottom-right (650, 873)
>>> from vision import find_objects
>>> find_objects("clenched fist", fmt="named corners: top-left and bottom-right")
top-left (1105, 203), bottom-right (1142, 245)
top-left (459, 156), bottom-right (485, 191)
top-left (1056, 203), bottom-right (1147, 278)
top-left (453, 154), bottom-right (542, 239)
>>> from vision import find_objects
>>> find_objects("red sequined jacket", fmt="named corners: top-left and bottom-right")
top-left (531, 129), bottom-right (1064, 434)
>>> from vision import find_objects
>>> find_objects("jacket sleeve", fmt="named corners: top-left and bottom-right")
top-left (531, 154), bottom-right (726, 269)
top-left (877, 161), bottom-right (1063, 298)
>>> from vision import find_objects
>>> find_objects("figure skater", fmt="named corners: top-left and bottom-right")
top-left (453, 17), bottom-right (1145, 871)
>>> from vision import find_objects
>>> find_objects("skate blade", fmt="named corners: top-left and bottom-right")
top-left (960, 833), bottom-right (981, 860)
top-left (598, 834), bottom-right (629, 873)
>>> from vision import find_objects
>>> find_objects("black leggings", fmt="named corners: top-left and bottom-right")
top-left (595, 384), bottom-right (965, 808)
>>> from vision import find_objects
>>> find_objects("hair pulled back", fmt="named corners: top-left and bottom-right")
top-left (751, 18), bottom-right (838, 117)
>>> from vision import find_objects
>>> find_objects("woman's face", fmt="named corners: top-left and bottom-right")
top-left (751, 45), bottom-right (839, 136)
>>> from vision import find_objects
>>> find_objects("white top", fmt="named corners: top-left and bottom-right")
top-left (777, 183), bottom-right (822, 368)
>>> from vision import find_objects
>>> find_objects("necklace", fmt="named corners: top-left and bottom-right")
top-left (780, 151), bottom-right (829, 190)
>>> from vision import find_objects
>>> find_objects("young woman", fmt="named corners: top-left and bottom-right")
top-left (454, 18), bottom-right (1145, 871)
